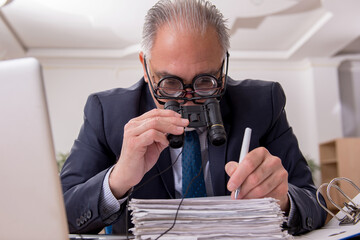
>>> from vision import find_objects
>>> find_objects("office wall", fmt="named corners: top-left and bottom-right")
top-left (41, 57), bottom-right (344, 185)
top-left (311, 59), bottom-right (343, 144)
top-left (41, 58), bottom-right (141, 156)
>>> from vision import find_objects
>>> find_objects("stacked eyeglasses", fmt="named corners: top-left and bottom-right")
top-left (144, 52), bottom-right (229, 104)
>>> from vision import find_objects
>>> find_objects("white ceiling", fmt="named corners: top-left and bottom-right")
top-left (0, 0), bottom-right (360, 61)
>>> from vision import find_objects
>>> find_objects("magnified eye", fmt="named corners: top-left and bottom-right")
top-left (194, 75), bottom-right (218, 96)
top-left (158, 78), bottom-right (183, 97)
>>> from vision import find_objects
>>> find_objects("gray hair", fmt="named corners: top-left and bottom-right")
top-left (141, 0), bottom-right (230, 58)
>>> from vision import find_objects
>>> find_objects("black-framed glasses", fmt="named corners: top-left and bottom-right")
top-left (144, 52), bottom-right (229, 105)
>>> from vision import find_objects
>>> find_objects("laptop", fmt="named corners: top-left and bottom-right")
top-left (0, 58), bottom-right (131, 240)
top-left (0, 58), bottom-right (69, 240)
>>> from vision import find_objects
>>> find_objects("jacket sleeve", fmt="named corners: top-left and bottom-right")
top-left (263, 82), bottom-right (327, 235)
top-left (60, 94), bottom-right (121, 234)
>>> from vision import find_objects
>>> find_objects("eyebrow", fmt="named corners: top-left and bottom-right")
top-left (153, 65), bottom-right (222, 80)
top-left (153, 70), bottom-right (173, 79)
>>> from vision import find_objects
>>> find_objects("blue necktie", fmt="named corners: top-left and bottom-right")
top-left (182, 130), bottom-right (207, 198)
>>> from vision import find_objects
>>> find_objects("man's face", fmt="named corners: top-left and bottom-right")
top-left (140, 25), bottom-right (225, 109)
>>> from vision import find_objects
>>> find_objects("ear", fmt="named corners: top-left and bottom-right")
top-left (139, 51), bottom-right (149, 83)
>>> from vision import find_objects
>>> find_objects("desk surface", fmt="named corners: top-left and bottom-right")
top-left (69, 234), bottom-right (133, 240)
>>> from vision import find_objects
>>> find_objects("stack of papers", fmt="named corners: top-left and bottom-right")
top-left (129, 196), bottom-right (292, 239)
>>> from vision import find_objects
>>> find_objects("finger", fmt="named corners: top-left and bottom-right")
top-left (119, 129), bottom-right (170, 179)
top-left (225, 161), bottom-right (238, 177)
top-left (126, 115), bottom-right (189, 137)
top-left (227, 147), bottom-right (269, 192)
top-left (243, 175), bottom-right (288, 203)
top-left (241, 166), bottom-right (288, 200)
top-left (135, 108), bottom-right (181, 121)
top-left (137, 130), bottom-right (170, 171)
top-left (240, 173), bottom-right (278, 199)
top-left (124, 128), bottom-right (169, 156)
top-left (135, 128), bottom-right (170, 149)
top-left (237, 153), bottom-right (281, 197)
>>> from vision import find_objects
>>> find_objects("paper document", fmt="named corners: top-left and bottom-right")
top-left (129, 196), bottom-right (292, 240)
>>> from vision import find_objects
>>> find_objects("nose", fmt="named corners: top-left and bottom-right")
top-left (184, 90), bottom-right (193, 98)
top-left (183, 84), bottom-right (193, 96)
top-left (182, 86), bottom-right (195, 106)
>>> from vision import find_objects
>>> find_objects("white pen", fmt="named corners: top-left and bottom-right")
top-left (234, 127), bottom-right (252, 199)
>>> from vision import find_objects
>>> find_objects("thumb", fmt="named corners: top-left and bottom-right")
top-left (225, 161), bottom-right (239, 177)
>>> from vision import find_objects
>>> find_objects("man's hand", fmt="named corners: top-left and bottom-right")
top-left (109, 109), bottom-right (189, 199)
top-left (225, 147), bottom-right (290, 212)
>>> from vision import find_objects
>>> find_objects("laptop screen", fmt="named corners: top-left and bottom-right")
top-left (0, 58), bottom-right (69, 240)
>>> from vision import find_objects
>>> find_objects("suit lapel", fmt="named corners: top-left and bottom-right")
top-left (208, 143), bottom-right (227, 196)
top-left (156, 148), bottom-right (175, 198)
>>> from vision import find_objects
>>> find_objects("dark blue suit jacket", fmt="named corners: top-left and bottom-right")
top-left (60, 77), bottom-right (327, 235)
